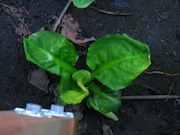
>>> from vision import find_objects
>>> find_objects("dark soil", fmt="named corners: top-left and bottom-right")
top-left (0, 0), bottom-right (180, 135)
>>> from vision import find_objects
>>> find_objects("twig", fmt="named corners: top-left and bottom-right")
top-left (52, 0), bottom-right (72, 31)
top-left (133, 83), bottom-right (161, 94)
top-left (122, 95), bottom-right (180, 100)
top-left (90, 6), bottom-right (133, 16)
top-left (144, 71), bottom-right (179, 76)
top-left (7, 16), bottom-right (20, 55)
top-left (173, 110), bottom-right (180, 112)
top-left (166, 79), bottom-right (176, 101)
top-left (8, 28), bottom-right (20, 55)
top-left (7, 16), bottom-right (17, 28)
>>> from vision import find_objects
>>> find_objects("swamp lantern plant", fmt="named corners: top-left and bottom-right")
top-left (72, 0), bottom-right (95, 8)
top-left (23, 31), bottom-right (151, 120)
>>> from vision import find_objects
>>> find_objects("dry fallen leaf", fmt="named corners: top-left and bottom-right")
top-left (102, 125), bottom-right (114, 135)
top-left (61, 14), bottom-right (96, 46)
top-left (1, 3), bottom-right (31, 41)
top-left (28, 68), bottom-right (49, 93)
top-left (1, 3), bottom-right (29, 22)
top-left (15, 22), bottom-right (31, 39)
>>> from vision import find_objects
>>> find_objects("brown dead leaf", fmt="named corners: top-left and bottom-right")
top-left (28, 68), bottom-right (49, 93)
top-left (15, 22), bottom-right (31, 38)
top-left (61, 14), bottom-right (96, 46)
top-left (1, 3), bottom-right (31, 41)
top-left (38, 27), bottom-right (45, 32)
top-left (70, 37), bottom-right (96, 45)
top-left (1, 3), bottom-right (29, 22)
top-left (102, 125), bottom-right (113, 135)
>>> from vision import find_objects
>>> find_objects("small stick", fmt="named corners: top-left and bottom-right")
top-left (166, 79), bottom-right (176, 101)
top-left (133, 83), bottom-right (161, 94)
top-left (8, 28), bottom-right (20, 55)
top-left (90, 6), bottom-right (133, 16)
top-left (52, 0), bottom-right (72, 31)
top-left (7, 16), bottom-right (17, 28)
top-left (144, 71), bottom-right (179, 76)
top-left (122, 95), bottom-right (180, 100)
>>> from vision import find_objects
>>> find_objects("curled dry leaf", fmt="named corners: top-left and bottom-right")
top-left (102, 125), bottom-right (114, 135)
top-left (28, 68), bottom-right (49, 93)
top-left (61, 14), bottom-right (96, 46)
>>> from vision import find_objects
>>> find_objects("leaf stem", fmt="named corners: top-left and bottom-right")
top-left (53, 55), bottom-right (77, 74)
top-left (88, 83), bottom-right (101, 94)
top-left (88, 83), bottom-right (108, 98)
top-left (77, 81), bottom-right (89, 96)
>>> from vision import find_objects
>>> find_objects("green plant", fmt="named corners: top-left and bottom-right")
top-left (72, 0), bottom-right (95, 8)
top-left (24, 31), bottom-right (151, 120)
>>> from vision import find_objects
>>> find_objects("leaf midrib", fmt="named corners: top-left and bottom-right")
top-left (91, 54), bottom-right (148, 79)
top-left (30, 43), bottom-right (77, 75)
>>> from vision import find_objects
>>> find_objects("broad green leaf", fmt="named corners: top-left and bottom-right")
top-left (24, 31), bottom-right (78, 76)
top-left (87, 97), bottom-right (118, 121)
top-left (87, 34), bottom-right (151, 90)
top-left (72, 0), bottom-right (95, 8)
top-left (88, 83), bottom-right (121, 113)
top-left (58, 72), bottom-right (89, 104)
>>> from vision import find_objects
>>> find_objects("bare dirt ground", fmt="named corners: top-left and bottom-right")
top-left (0, 0), bottom-right (180, 134)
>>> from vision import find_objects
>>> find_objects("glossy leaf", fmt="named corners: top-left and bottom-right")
top-left (58, 72), bottom-right (89, 104)
top-left (72, 0), bottom-right (95, 8)
top-left (87, 96), bottom-right (119, 121)
top-left (88, 83), bottom-right (121, 112)
top-left (24, 31), bottom-right (78, 76)
top-left (87, 34), bottom-right (151, 90)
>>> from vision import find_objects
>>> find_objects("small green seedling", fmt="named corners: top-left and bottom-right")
top-left (24, 31), bottom-right (151, 120)
top-left (72, 0), bottom-right (95, 8)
